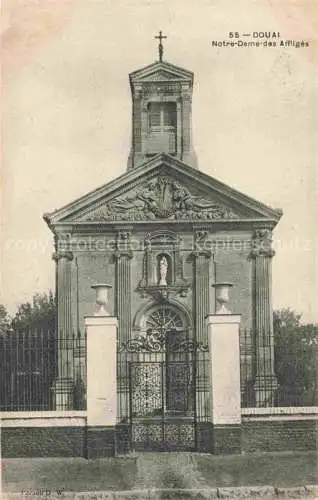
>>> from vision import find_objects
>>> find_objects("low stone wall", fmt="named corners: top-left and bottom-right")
top-left (242, 415), bottom-right (317, 453)
top-left (1, 412), bottom-right (87, 458)
top-left (2, 426), bottom-right (86, 457)
top-left (86, 426), bottom-right (116, 458)
top-left (1, 410), bottom-right (317, 457)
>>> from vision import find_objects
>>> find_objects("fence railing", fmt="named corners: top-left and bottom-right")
top-left (240, 328), bottom-right (317, 408)
top-left (1, 326), bottom-right (316, 412)
top-left (0, 329), bottom-right (86, 412)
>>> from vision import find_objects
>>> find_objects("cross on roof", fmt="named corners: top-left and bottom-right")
top-left (155, 31), bottom-right (167, 62)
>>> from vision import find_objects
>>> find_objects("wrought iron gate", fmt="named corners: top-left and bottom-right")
top-left (117, 327), bottom-right (210, 452)
top-left (130, 360), bottom-right (195, 451)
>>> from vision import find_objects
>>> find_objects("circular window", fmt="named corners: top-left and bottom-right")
top-left (145, 306), bottom-right (184, 333)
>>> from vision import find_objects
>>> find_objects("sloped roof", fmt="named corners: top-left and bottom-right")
top-left (44, 154), bottom-right (282, 230)
top-left (129, 61), bottom-right (194, 89)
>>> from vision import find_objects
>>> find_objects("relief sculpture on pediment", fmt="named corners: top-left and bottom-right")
top-left (81, 176), bottom-right (239, 222)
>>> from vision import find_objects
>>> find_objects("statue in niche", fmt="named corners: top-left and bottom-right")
top-left (159, 256), bottom-right (169, 286)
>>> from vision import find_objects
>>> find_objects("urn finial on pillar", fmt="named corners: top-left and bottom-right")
top-left (91, 284), bottom-right (112, 316)
top-left (85, 297), bottom-right (118, 456)
top-left (212, 282), bottom-right (233, 314)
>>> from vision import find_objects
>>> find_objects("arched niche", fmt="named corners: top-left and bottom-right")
top-left (138, 230), bottom-right (188, 296)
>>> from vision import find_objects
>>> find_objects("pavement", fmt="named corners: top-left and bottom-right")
top-left (2, 451), bottom-right (317, 499)
top-left (2, 485), bottom-right (318, 499)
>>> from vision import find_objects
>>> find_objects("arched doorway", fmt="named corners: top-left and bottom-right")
top-left (144, 306), bottom-right (193, 415)
top-left (117, 302), bottom-right (209, 452)
top-left (119, 303), bottom-right (203, 451)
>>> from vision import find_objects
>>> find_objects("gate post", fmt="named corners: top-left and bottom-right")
top-left (85, 284), bottom-right (118, 458)
top-left (206, 313), bottom-right (242, 454)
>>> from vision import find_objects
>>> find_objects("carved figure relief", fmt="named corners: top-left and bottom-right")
top-left (81, 176), bottom-right (238, 222)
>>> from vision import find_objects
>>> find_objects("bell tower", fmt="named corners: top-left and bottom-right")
top-left (127, 32), bottom-right (198, 170)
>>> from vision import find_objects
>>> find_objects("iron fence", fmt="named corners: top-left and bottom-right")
top-left (0, 329), bottom-right (86, 411)
top-left (240, 328), bottom-right (317, 407)
top-left (2, 324), bottom-right (316, 414)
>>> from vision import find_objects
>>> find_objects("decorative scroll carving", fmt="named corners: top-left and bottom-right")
top-left (250, 228), bottom-right (275, 258)
top-left (195, 230), bottom-right (208, 244)
top-left (114, 230), bottom-right (133, 260)
top-left (138, 285), bottom-right (190, 301)
top-left (52, 250), bottom-right (73, 262)
top-left (192, 229), bottom-right (212, 258)
top-left (81, 176), bottom-right (239, 222)
top-left (119, 331), bottom-right (208, 353)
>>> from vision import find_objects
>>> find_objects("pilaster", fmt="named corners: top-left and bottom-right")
top-left (176, 97), bottom-right (182, 156)
top-left (181, 85), bottom-right (197, 168)
top-left (250, 229), bottom-right (277, 406)
top-left (133, 88), bottom-right (142, 154)
top-left (192, 230), bottom-right (211, 344)
top-left (53, 249), bottom-right (74, 345)
top-left (127, 87), bottom-right (143, 170)
top-left (140, 97), bottom-right (148, 156)
top-left (114, 230), bottom-right (133, 343)
top-left (52, 247), bottom-right (74, 409)
top-left (181, 86), bottom-right (191, 154)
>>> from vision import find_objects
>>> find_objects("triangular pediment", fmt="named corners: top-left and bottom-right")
top-left (129, 61), bottom-right (193, 85)
top-left (141, 70), bottom-right (181, 81)
top-left (44, 154), bottom-right (282, 228)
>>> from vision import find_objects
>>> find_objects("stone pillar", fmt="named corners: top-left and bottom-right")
top-left (52, 249), bottom-right (74, 410)
top-left (193, 230), bottom-right (211, 344)
top-left (250, 229), bottom-right (277, 406)
top-left (114, 231), bottom-right (133, 344)
top-left (181, 87), bottom-right (191, 153)
top-left (140, 98), bottom-right (148, 155)
top-left (181, 86), bottom-right (197, 168)
top-left (206, 314), bottom-right (242, 454)
top-left (176, 97), bottom-right (182, 157)
top-left (85, 287), bottom-right (118, 458)
top-left (127, 87), bottom-right (143, 170)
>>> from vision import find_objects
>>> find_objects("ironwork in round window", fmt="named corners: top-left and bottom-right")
top-left (145, 307), bottom-right (184, 334)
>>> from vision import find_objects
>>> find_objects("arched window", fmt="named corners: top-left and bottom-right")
top-left (145, 306), bottom-right (184, 334)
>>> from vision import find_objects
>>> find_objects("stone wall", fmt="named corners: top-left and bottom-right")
top-left (242, 419), bottom-right (317, 453)
top-left (2, 427), bottom-right (86, 458)
top-left (2, 419), bottom-right (317, 457)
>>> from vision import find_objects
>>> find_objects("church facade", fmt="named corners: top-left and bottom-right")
top-left (44, 53), bottom-right (282, 452)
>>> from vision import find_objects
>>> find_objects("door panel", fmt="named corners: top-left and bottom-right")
top-left (130, 361), bottom-right (195, 451)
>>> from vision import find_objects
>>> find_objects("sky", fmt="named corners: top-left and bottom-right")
top-left (1, 0), bottom-right (318, 322)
